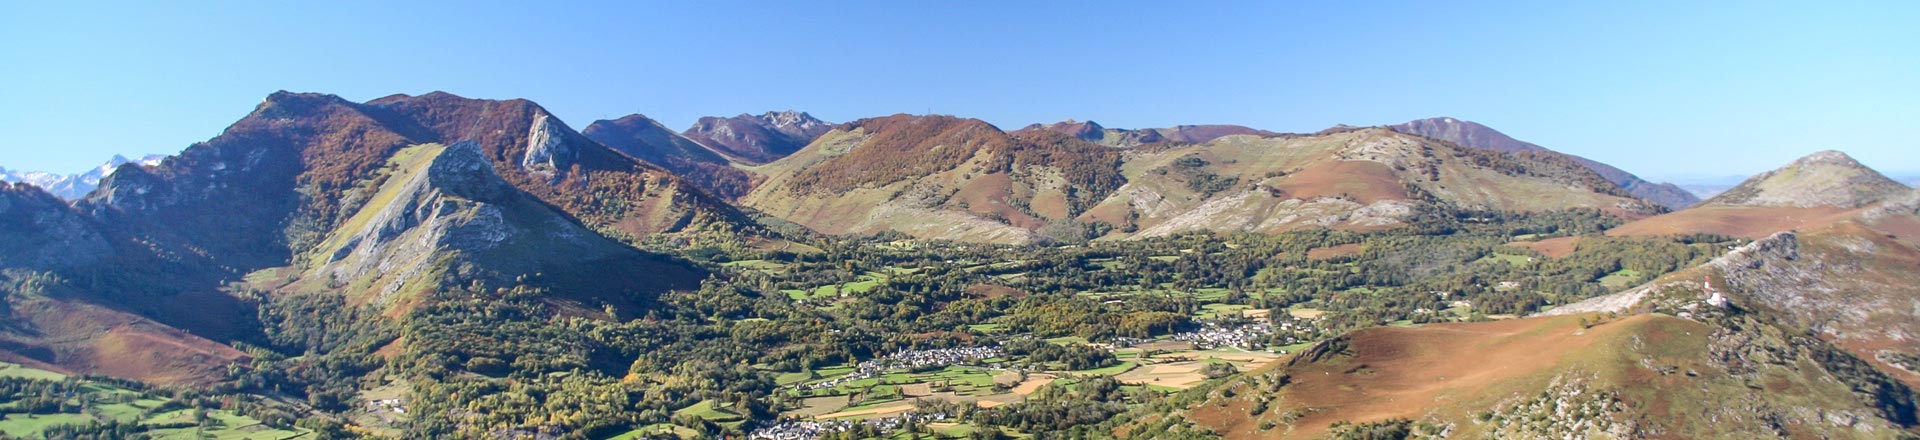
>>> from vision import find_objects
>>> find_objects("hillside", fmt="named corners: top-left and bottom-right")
top-left (1572, 189), bottom-right (1920, 389)
top-left (293, 142), bottom-right (704, 313)
top-left (1703, 150), bottom-right (1910, 208)
top-left (747, 120), bottom-right (1654, 243)
top-left (1185, 313), bottom-right (1915, 439)
top-left (1014, 119), bottom-right (1278, 148)
top-left (1085, 128), bottom-right (1654, 239)
top-left (1612, 150), bottom-right (1908, 238)
top-left (0, 91), bottom-right (738, 384)
top-left (681, 110), bottom-right (832, 164)
top-left (1390, 117), bottom-right (1700, 209)
top-left (741, 114), bottom-right (1129, 244)
top-left (584, 114), bottom-right (758, 199)
top-left (0, 183), bottom-right (247, 385)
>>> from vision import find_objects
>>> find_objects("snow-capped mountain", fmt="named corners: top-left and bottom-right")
top-left (1, 154), bottom-right (166, 200)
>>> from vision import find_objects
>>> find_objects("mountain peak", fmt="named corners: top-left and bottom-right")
top-left (1794, 149), bottom-right (1861, 167)
top-left (680, 111), bottom-right (834, 165)
top-left (1390, 117), bottom-right (1543, 154)
top-left (1388, 117), bottom-right (1702, 209)
top-left (1023, 119), bottom-right (1108, 142)
top-left (1704, 150), bottom-right (1908, 208)
top-left (425, 141), bottom-right (512, 202)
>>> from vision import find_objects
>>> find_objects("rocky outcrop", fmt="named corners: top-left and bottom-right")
top-left (521, 113), bottom-right (579, 176)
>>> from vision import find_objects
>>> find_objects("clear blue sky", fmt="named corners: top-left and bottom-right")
top-left (3, 1), bottom-right (1916, 181)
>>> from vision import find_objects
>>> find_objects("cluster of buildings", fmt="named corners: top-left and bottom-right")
top-left (748, 412), bottom-right (953, 440)
top-left (367, 398), bottom-right (407, 414)
top-left (1170, 321), bottom-right (1275, 350)
top-left (805, 346), bottom-right (1004, 390)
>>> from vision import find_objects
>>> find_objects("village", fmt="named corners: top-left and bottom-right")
top-left (749, 411), bottom-right (954, 440)
top-left (804, 346), bottom-right (1005, 390)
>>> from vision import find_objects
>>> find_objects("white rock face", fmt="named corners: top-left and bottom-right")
top-left (521, 113), bottom-right (575, 174)
top-left (758, 110), bottom-right (832, 139)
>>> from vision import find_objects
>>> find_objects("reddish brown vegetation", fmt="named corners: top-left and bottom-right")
top-left (1192, 316), bottom-right (1646, 439)
top-left (1509, 236), bottom-right (1581, 258)
top-left (1269, 161), bottom-right (1409, 204)
top-left (1608, 206), bottom-right (1863, 239)
top-left (1306, 243), bottom-right (1366, 260)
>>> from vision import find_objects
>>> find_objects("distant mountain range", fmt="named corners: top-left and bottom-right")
top-left (0, 154), bottom-right (166, 200)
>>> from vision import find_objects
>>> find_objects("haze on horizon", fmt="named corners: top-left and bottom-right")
top-left (2, 1), bottom-right (1916, 181)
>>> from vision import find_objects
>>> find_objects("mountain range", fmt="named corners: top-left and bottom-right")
top-left (0, 154), bottom-right (166, 200)
top-left (3, 90), bottom-right (1917, 438)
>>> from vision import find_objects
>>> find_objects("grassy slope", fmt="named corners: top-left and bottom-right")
top-left (0, 363), bottom-right (306, 439)
top-left (1188, 314), bottom-right (1909, 439)
top-left (1099, 129), bottom-right (1647, 239)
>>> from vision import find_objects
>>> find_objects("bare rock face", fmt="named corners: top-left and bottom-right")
top-left (0, 183), bottom-right (111, 269)
top-left (521, 114), bottom-right (579, 175)
top-left (1705, 150), bottom-right (1910, 208)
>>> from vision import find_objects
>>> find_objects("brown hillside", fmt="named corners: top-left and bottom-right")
top-left (743, 115), bottom-right (1125, 243)
top-left (1608, 205), bottom-right (1863, 239)
top-left (1507, 236), bottom-right (1580, 258)
top-left (1, 291), bottom-right (249, 386)
top-left (1188, 313), bottom-right (1913, 439)
top-left (1107, 128), bottom-right (1654, 239)
top-left (1269, 160), bottom-right (1408, 204)
top-left (1192, 316), bottom-right (1614, 438)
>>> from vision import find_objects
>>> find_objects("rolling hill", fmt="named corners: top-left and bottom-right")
top-left (1611, 150), bottom-right (1909, 238)
top-left (744, 117), bottom-right (1656, 244)
top-left (1184, 312), bottom-right (1915, 439)
top-left (742, 114), bottom-right (1127, 244)
top-left (1081, 128), bottom-right (1654, 239)
top-left (1389, 117), bottom-right (1700, 209)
